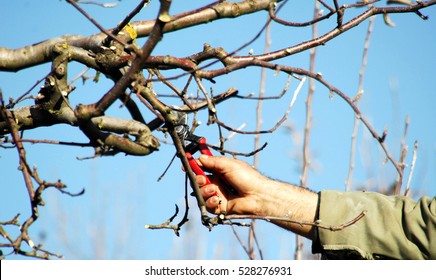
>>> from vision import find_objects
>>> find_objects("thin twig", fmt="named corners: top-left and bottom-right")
top-left (346, 16), bottom-right (375, 191)
top-left (231, 225), bottom-right (251, 256)
top-left (0, 214), bottom-right (20, 226)
top-left (213, 76), bottom-right (305, 136)
top-left (144, 205), bottom-right (181, 236)
top-left (194, 76), bottom-right (216, 116)
top-left (248, 13), bottom-right (273, 260)
top-left (404, 141), bottom-right (418, 196)
top-left (297, 1), bottom-right (320, 260)
top-left (269, 0), bottom-right (335, 27)
top-left (235, 75), bottom-right (292, 100)
top-left (301, 1), bottom-right (320, 189)
top-left (219, 210), bottom-right (368, 231)
top-left (396, 115), bottom-right (410, 194)
top-left (68, 67), bottom-right (91, 85)
top-left (75, 1), bottom-right (118, 8)
top-left (66, 0), bottom-right (128, 47)
top-left (217, 123), bottom-right (247, 144)
top-left (0, 105), bottom-right (34, 202)
top-left (109, 0), bottom-right (151, 37)
top-left (3, 138), bottom-right (92, 147)
top-left (151, 69), bottom-right (195, 110)
top-left (210, 142), bottom-right (268, 158)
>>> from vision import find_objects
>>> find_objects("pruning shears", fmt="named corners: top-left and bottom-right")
top-left (174, 111), bottom-right (221, 205)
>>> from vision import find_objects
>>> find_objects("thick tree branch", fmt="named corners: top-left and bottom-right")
top-left (0, 0), bottom-right (284, 72)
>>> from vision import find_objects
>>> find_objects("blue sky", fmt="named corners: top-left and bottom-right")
top-left (1, 1), bottom-right (435, 260)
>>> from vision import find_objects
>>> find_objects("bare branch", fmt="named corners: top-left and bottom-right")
top-left (214, 210), bottom-right (368, 232)
top-left (404, 141), bottom-right (418, 196)
top-left (346, 16), bottom-right (375, 191)
top-left (269, 0), bottom-right (335, 27)
top-left (230, 1), bottom-right (436, 64)
top-left (106, 0), bottom-right (151, 39)
top-left (66, 0), bottom-right (128, 48)
top-left (75, 1), bottom-right (119, 8)
top-left (144, 205), bottom-right (182, 236)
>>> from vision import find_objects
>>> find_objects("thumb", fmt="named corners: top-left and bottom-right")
top-left (199, 155), bottom-right (240, 175)
top-left (198, 154), bottom-right (215, 169)
top-left (198, 154), bottom-right (225, 172)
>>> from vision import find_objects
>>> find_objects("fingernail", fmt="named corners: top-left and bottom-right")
top-left (206, 186), bottom-right (215, 195)
top-left (211, 196), bottom-right (220, 204)
top-left (196, 176), bottom-right (205, 185)
top-left (199, 154), bottom-right (209, 160)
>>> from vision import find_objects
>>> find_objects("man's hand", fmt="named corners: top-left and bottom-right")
top-left (195, 155), bottom-right (318, 239)
top-left (196, 155), bottom-right (268, 216)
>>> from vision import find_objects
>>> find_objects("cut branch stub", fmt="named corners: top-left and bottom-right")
top-left (35, 43), bottom-right (73, 111)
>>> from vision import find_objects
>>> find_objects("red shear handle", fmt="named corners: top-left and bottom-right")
top-left (186, 138), bottom-right (218, 196)
top-left (186, 152), bottom-right (211, 185)
top-left (198, 138), bottom-right (213, 156)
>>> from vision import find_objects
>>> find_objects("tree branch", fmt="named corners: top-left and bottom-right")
top-left (210, 210), bottom-right (368, 232)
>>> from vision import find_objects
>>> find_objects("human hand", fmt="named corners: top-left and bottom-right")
top-left (195, 155), bottom-right (269, 215)
top-left (195, 155), bottom-right (318, 238)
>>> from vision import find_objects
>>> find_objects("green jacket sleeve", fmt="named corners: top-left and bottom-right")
top-left (312, 190), bottom-right (436, 259)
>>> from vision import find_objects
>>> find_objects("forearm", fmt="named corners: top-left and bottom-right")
top-left (254, 180), bottom-right (318, 239)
